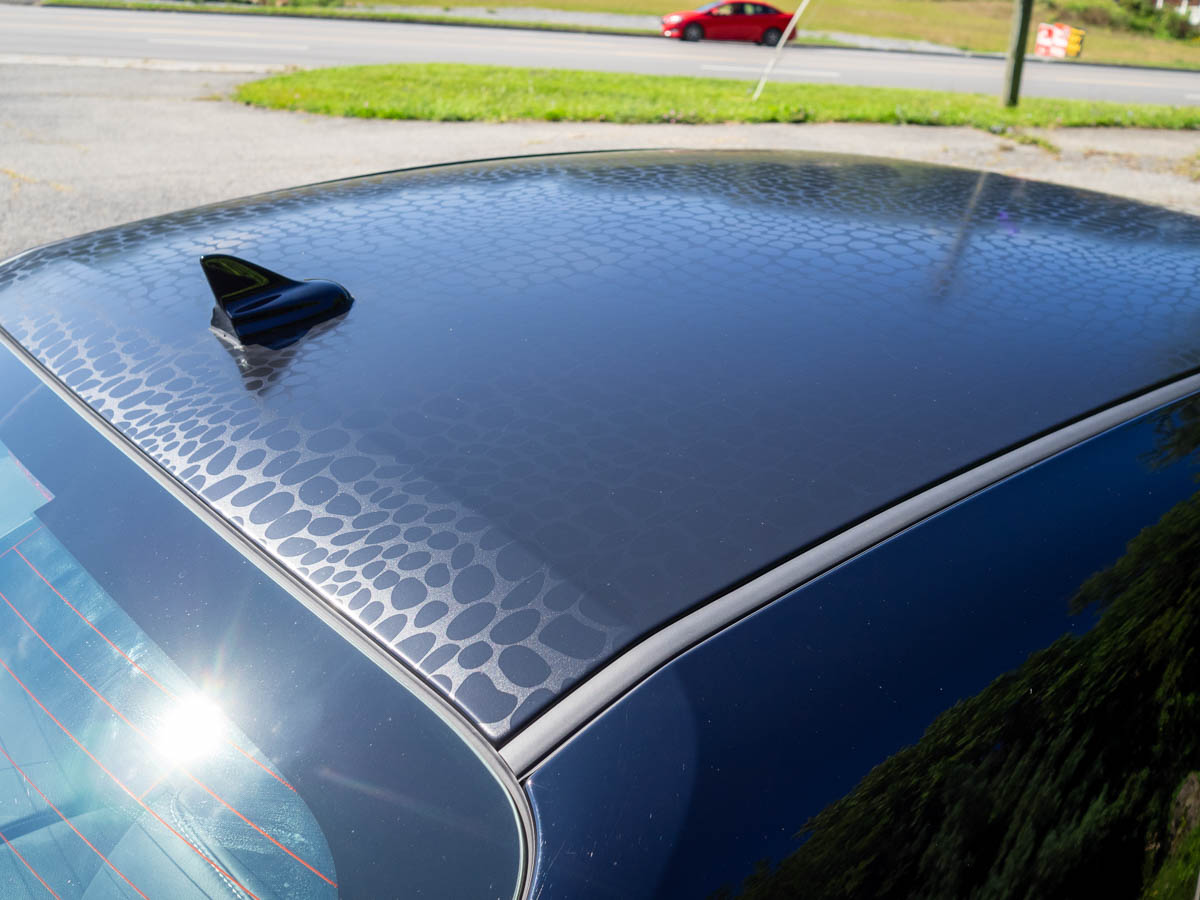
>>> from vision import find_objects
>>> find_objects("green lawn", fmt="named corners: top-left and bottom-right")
top-left (797, 0), bottom-right (1200, 68)
top-left (234, 62), bottom-right (1200, 128)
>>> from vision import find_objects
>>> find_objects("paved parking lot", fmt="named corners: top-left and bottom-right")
top-left (2, 59), bottom-right (1198, 259)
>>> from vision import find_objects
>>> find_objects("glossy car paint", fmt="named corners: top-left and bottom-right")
top-left (660, 2), bottom-right (794, 41)
top-left (526, 389), bottom-right (1200, 899)
top-left (0, 152), bottom-right (1197, 743)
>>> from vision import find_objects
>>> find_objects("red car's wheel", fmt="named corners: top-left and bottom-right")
top-left (762, 26), bottom-right (782, 45)
top-left (683, 22), bottom-right (704, 40)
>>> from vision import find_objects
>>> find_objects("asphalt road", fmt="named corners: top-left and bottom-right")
top-left (2, 4), bottom-right (1199, 105)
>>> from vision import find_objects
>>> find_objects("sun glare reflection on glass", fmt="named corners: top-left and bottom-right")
top-left (154, 694), bottom-right (226, 765)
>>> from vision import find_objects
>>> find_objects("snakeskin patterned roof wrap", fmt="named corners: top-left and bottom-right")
top-left (1, 151), bottom-right (1197, 740)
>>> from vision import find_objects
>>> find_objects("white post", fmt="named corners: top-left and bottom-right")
top-left (751, 0), bottom-right (818, 100)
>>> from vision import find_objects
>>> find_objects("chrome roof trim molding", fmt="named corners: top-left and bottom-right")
top-left (0, 324), bottom-right (537, 900)
top-left (501, 370), bottom-right (1200, 779)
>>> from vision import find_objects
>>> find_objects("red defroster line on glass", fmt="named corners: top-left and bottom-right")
top-left (0, 655), bottom-right (265, 900)
top-left (0, 588), bottom-right (336, 890)
top-left (0, 825), bottom-right (63, 899)
top-left (12, 547), bottom-right (171, 694)
top-left (228, 742), bottom-right (295, 791)
top-left (138, 771), bottom-right (166, 802)
top-left (0, 742), bottom-right (148, 900)
top-left (11, 546), bottom-right (296, 794)
top-left (0, 526), bottom-right (44, 560)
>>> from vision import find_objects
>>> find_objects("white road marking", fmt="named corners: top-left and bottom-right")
top-left (147, 37), bottom-right (310, 51)
top-left (5, 19), bottom-right (745, 60)
top-left (1034, 73), bottom-right (1194, 88)
top-left (702, 63), bottom-right (840, 78)
top-left (0, 52), bottom-right (284, 73)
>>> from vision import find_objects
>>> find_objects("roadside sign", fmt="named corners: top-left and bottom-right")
top-left (1035, 22), bottom-right (1086, 57)
top-left (1066, 25), bottom-right (1085, 56)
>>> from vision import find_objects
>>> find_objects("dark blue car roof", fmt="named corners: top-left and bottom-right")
top-left (1, 150), bottom-right (1197, 739)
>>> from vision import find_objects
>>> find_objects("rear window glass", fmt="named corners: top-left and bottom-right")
top-left (0, 345), bottom-right (525, 899)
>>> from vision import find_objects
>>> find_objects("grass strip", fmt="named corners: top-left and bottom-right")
top-left (1012, 132), bottom-right (1062, 153)
top-left (795, 0), bottom-right (1200, 69)
top-left (40, 0), bottom-right (657, 36)
top-left (234, 62), bottom-right (1200, 128)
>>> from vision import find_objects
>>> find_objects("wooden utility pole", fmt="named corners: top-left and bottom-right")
top-left (1002, 0), bottom-right (1034, 106)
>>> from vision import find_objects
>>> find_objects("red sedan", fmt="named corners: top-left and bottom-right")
top-left (661, 2), bottom-right (795, 44)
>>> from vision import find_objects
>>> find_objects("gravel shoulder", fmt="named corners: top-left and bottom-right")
top-left (2, 61), bottom-right (1197, 260)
